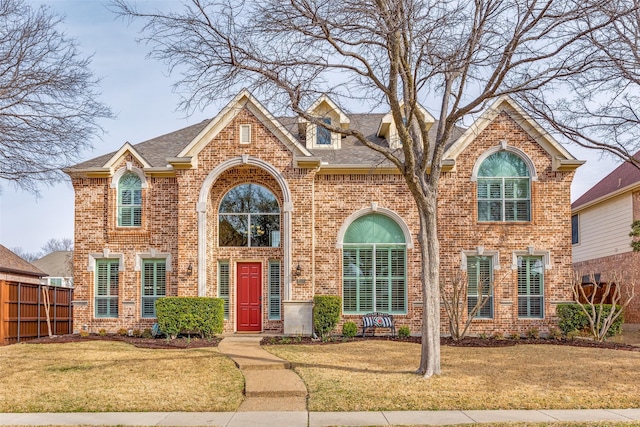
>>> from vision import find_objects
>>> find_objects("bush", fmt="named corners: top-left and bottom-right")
top-left (342, 321), bottom-right (358, 338)
top-left (526, 327), bottom-right (540, 339)
top-left (141, 328), bottom-right (153, 339)
top-left (557, 303), bottom-right (624, 338)
top-left (397, 325), bottom-right (411, 338)
top-left (548, 327), bottom-right (562, 340)
top-left (98, 328), bottom-right (107, 336)
top-left (313, 295), bottom-right (341, 339)
top-left (155, 297), bottom-right (224, 339)
top-left (117, 328), bottom-right (128, 336)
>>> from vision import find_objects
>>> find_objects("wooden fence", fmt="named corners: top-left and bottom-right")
top-left (0, 281), bottom-right (73, 345)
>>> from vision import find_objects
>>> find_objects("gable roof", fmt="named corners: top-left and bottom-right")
top-left (66, 90), bottom-right (578, 175)
top-left (0, 244), bottom-right (46, 277)
top-left (102, 142), bottom-right (152, 170)
top-left (572, 151), bottom-right (640, 210)
top-left (178, 89), bottom-right (312, 162)
top-left (32, 251), bottom-right (73, 278)
top-left (443, 96), bottom-right (583, 172)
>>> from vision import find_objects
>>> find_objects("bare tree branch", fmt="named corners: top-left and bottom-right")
top-left (0, 0), bottom-right (113, 194)
top-left (112, 0), bottom-right (636, 377)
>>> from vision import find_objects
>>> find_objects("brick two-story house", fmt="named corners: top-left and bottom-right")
top-left (65, 90), bottom-right (582, 336)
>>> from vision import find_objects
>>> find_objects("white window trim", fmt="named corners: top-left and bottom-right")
top-left (460, 247), bottom-right (500, 271)
top-left (306, 122), bottom-right (342, 150)
top-left (110, 163), bottom-right (148, 189)
top-left (511, 247), bottom-right (552, 270)
top-left (336, 203), bottom-right (414, 249)
top-left (87, 249), bottom-right (124, 272)
top-left (134, 251), bottom-right (173, 271)
top-left (470, 141), bottom-right (538, 182)
top-left (239, 124), bottom-right (251, 144)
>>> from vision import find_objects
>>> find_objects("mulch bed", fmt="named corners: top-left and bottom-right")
top-left (22, 333), bottom-right (640, 352)
top-left (261, 335), bottom-right (640, 352)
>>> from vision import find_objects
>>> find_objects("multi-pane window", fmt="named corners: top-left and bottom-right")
top-left (268, 261), bottom-right (281, 320)
top-left (219, 184), bottom-right (280, 247)
top-left (477, 151), bottom-right (530, 222)
top-left (343, 214), bottom-right (407, 314)
top-left (49, 278), bottom-right (63, 287)
top-left (317, 117), bottom-right (332, 145)
top-left (517, 256), bottom-right (544, 318)
top-left (467, 256), bottom-right (493, 318)
top-left (141, 259), bottom-right (166, 318)
top-left (95, 259), bottom-right (119, 318)
top-left (118, 172), bottom-right (142, 227)
top-left (218, 261), bottom-right (230, 319)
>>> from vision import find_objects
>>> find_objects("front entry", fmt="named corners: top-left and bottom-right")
top-left (236, 262), bottom-right (262, 332)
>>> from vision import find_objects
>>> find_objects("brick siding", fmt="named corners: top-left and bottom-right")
top-left (71, 108), bottom-right (576, 336)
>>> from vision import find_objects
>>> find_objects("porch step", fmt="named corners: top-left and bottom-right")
top-left (243, 370), bottom-right (308, 398)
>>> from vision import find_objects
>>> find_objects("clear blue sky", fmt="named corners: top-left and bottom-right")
top-left (0, 0), bottom-right (622, 254)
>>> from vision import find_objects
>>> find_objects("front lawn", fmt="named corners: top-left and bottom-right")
top-left (0, 341), bottom-right (244, 412)
top-left (266, 341), bottom-right (640, 412)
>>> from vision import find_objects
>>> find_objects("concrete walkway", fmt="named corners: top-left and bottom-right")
top-left (2, 336), bottom-right (640, 426)
top-left (216, 335), bottom-right (308, 411)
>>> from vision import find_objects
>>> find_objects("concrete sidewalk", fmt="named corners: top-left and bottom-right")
top-left (2, 409), bottom-right (640, 426)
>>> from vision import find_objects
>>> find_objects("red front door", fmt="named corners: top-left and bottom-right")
top-left (236, 262), bottom-right (262, 332)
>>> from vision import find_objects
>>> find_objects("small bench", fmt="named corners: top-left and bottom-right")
top-left (362, 312), bottom-right (396, 337)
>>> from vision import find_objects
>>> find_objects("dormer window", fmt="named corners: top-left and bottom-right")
top-left (317, 118), bottom-right (332, 145)
top-left (299, 95), bottom-right (350, 150)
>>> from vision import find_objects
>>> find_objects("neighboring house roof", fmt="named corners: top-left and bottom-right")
top-left (572, 151), bottom-right (640, 211)
top-left (32, 251), bottom-right (73, 278)
top-left (0, 244), bottom-right (46, 277)
top-left (65, 90), bottom-right (581, 175)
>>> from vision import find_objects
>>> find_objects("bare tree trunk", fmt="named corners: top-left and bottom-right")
top-left (417, 194), bottom-right (441, 377)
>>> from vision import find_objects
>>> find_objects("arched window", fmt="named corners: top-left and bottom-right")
top-left (218, 184), bottom-right (280, 247)
top-left (477, 151), bottom-right (531, 222)
top-left (118, 172), bottom-right (142, 227)
top-left (342, 213), bottom-right (407, 314)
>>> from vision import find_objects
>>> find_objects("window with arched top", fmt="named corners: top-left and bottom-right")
top-left (477, 151), bottom-right (531, 222)
top-left (342, 213), bottom-right (407, 314)
top-left (118, 172), bottom-right (142, 227)
top-left (218, 183), bottom-right (280, 247)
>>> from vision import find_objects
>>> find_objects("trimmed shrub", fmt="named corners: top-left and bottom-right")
top-left (313, 295), bottom-right (341, 339)
top-left (342, 321), bottom-right (358, 338)
top-left (155, 297), bottom-right (224, 339)
top-left (557, 303), bottom-right (623, 338)
top-left (398, 325), bottom-right (411, 338)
